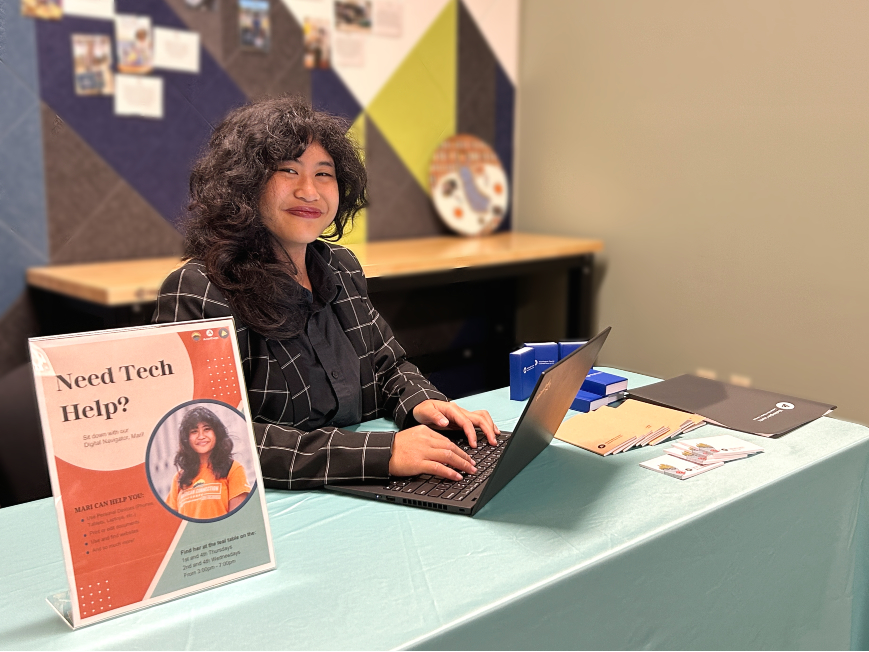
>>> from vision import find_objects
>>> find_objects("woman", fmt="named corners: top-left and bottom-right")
top-left (166, 406), bottom-right (251, 518)
top-left (153, 96), bottom-right (498, 490)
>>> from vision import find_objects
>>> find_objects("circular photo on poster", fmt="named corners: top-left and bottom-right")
top-left (429, 134), bottom-right (509, 236)
top-left (146, 400), bottom-right (257, 523)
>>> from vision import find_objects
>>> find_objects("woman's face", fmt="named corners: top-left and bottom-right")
top-left (188, 422), bottom-right (216, 457)
top-left (258, 141), bottom-right (339, 259)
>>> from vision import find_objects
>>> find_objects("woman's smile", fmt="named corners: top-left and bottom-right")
top-left (285, 206), bottom-right (324, 218)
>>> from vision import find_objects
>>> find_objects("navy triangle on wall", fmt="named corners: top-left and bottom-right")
top-left (311, 69), bottom-right (362, 123)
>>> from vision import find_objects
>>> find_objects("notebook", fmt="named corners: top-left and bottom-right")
top-left (628, 374), bottom-right (835, 437)
top-left (325, 327), bottom-right (612, 516)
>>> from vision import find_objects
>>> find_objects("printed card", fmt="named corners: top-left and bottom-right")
top-left (674, 434), bottom-right (765, 456)
top-left (30, 320), bottom-right (275, 628)
top-left (664, 446), bottom-right (744, 466)
top-left (640, 454), bottom-right (723, 480)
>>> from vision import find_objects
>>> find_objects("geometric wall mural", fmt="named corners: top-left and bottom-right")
top-left (0, 0), bottom-right (518, 376)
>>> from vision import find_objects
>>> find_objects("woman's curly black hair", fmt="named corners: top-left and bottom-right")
top-left (184, 95), bottom-right (368, 339)
top-left (174, 406), bottom-right (234, 490)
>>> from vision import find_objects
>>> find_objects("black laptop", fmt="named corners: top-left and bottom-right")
top-left (325, 327), bottom-right (612, 516)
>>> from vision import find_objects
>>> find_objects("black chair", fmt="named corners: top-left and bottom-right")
top-left (0, 363), bottom-right (52, 507)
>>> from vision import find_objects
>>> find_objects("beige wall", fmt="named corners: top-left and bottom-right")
top-left (515, 0), bottom-right (869, 425)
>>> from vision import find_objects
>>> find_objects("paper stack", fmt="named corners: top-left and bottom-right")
top-left (555, 399), bottom-right (706, 456)
top-left (641, 434), bottom-right (764, 480)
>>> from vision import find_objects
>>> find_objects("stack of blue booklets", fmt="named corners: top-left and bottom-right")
top-left (509, 341), bottom-right (628, 412)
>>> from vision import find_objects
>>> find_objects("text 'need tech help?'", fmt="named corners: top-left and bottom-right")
top-left (54, 360), bottom-right (175, 422)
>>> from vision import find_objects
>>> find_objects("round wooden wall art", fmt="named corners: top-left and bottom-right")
top-left (429, 135), bottom-right (509, 236)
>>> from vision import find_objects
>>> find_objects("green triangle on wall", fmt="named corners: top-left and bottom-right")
top-left (366, 0), bottom-right (457, 193)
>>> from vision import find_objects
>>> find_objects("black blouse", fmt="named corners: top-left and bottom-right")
top-left (297, 246), bottom-right (361, 428)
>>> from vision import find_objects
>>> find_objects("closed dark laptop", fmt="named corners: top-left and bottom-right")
top-left (326, 327), bottom-right (612, 516)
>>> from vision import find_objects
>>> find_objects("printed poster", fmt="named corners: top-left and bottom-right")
top-left (30, 319), bottom-right (275, 629)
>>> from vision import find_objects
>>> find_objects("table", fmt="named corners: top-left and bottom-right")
top-left (25, 231), bottom-right (602, 309)
top-left (26, 232), bottom-right (604, 398)
top-left (2, 368), bottom-right (868, 650)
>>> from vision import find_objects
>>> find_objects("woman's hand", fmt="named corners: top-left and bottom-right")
top-left (412, 399), bottom-right (500, 447)
top-left (388, 426), bottom-right (476, 481)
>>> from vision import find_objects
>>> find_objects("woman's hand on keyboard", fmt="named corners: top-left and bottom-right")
top-left (411, 399), bottom-right (500, 447)
top-left (389, 426), bottom-right (477, 480)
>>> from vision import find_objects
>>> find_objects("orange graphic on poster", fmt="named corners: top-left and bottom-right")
top-left (179, 331), bottom-right (242, 405)
top-left (56, 458), bottom-right (182, 618)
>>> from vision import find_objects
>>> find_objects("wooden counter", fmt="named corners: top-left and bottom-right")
top-left (26, 232), bottom-right (603, 306)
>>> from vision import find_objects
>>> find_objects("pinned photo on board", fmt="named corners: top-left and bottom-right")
top-left (72, 34), bottom-right (114, 95)
top-left (335, 0), bottom-right (371, 32)
top-left (152, 27), bottom-right (201, 74)
top-left (303, 17), bottom-right (331, 69)
top-left (116, 14), bottom-right (154, 74)
top-left (21, 0), bottom-right (62, 20)
top-left (64, 0), bottom-right (115, 20)
top-left (146, 401), bottom-right (257, 522)
top-left (114, 73), bottom-right (164, 119)
top-left (239, 0), bottom-right (271, 52)
top-left (373, 0), bottom-right (402, 37)
top-left (184, 0), bottom-right (217, 10)
top-left (332, 33), bottom-right (365, 67)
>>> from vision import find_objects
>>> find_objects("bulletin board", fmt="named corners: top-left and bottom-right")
top-left (0, 0), bottom-right (518, 374)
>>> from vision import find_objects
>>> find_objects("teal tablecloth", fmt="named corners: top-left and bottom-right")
top-left (2, 369), bottom-right (869, 650)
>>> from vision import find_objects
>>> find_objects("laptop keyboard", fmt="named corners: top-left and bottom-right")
top-left (384, 432), bottom-right (511, 501)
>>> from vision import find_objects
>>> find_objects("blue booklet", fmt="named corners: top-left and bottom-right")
top-left (581, 369), bottom-right (628, 396)
top-left (523, 342), bottom-right (558, 375)
top-left (571, 390), bottom-right (618, 413)
top-left (558, 340), bottom-right (587, 359)
top-left (509, 347), bottom-right (537, 401)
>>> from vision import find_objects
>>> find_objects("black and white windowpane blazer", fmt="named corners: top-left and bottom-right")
top-left (152, 242), bottom-right (447, 489)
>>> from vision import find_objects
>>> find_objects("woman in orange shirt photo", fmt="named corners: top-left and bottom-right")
top-left (165, 406), bottom-right (251, 520)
